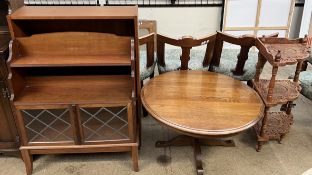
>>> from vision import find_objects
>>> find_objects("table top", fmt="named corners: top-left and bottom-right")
top-left (141, 71), bottom-right (264, 138)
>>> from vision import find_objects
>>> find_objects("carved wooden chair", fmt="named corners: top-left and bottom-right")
top-left (139, 20), bottom-right (156, 83)
top-left (209, 32), bottom-right (278, 85)
top-left (156, 34), bottom-right (215, 73)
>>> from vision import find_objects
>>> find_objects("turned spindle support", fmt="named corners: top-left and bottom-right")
top-left (294, 61), bottom-right (303, 83)
top-left (179, 36), bottom-right (194, 70)
top-left (180, 47), bottom-right (191, 70)
top-left (254, 53), bottom-right (267, 82)
top-left (267, 50), bottom-right (281, 102)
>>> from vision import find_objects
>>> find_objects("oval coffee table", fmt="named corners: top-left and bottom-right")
top-left (141, 70), bottom-right (264, 175)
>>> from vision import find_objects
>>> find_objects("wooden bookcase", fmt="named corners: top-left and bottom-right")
top-left (7, 6), bottom-right (140, 175)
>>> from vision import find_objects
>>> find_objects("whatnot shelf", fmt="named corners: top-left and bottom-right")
top-left (256, 37), bottom-right (310, 66)
top-left (252, 79), bottom-right (301, 107)
top-left (254, 111), bottom-right (292, 141)
top-left (14, 75), bottom-right (133, 106)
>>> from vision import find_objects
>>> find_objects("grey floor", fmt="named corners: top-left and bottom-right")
top-left (1, 64), bottom-right (312, 175)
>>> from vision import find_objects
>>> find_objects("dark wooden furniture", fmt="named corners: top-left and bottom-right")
top-left (0, 0), bottom-right (19, 154)
top-left (7, 6), bottom-right (140, 174)
top-left (141, 70), bottom-right (264, 175)
top-left (253, 36), bottom-right (311, 151)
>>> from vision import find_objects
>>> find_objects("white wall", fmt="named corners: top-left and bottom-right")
top-left (290, 6), bottom-right (304, 38)
top-left (139, 7), bottom-right (221, 38)
top-left (139, 6), bottom-right (303, 39)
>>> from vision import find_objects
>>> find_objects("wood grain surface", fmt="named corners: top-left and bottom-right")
top-left (10, 6), bottom-right (138, 19)
top-left (14, 75), bottom-right (133, 107)
top-left (141, 71), bottom-right (264, 137)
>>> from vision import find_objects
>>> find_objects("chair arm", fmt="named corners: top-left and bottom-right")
top-left (139, 33), bottom-right (155, 68)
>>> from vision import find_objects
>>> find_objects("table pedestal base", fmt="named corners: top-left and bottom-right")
top-left (155, 135), bottom-right (235, 175)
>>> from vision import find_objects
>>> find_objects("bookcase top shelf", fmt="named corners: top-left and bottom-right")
top-left (10, 6), bottom-right (138, 20)
top-left (9, 32), bottom-right (133, 67)
top-left (14, 75), bottom-right (133, 107)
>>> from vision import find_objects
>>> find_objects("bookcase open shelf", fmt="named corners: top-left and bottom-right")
top-left (13, 75), bottom-right (133, 106)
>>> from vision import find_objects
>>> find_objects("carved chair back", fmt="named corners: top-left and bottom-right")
top-left (209, 32), bottom-right (256, 76)
top-left (209, 32), bottom-right (279, 76)
top-left (157, 34), bottom-right (216, 70)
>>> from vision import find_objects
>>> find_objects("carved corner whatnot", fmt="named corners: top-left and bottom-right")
top-left (253, 36), bottom-right (310, 152)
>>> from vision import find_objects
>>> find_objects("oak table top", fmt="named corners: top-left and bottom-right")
top-left (141, 70), bottom-right (264, 138)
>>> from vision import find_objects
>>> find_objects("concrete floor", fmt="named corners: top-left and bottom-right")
top-left (1, 65), bottom-right (312, 175)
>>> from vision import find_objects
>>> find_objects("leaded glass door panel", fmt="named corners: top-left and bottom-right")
top-left (77, 103), bottom-right (133, 143)
top-left (16, 105), bottom-right (75, 145)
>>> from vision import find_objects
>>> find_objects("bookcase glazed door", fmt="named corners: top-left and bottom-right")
top-left (77, 103), bottom-right (134, 144)
top-left (15, 105), bottom-right (76, 146)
